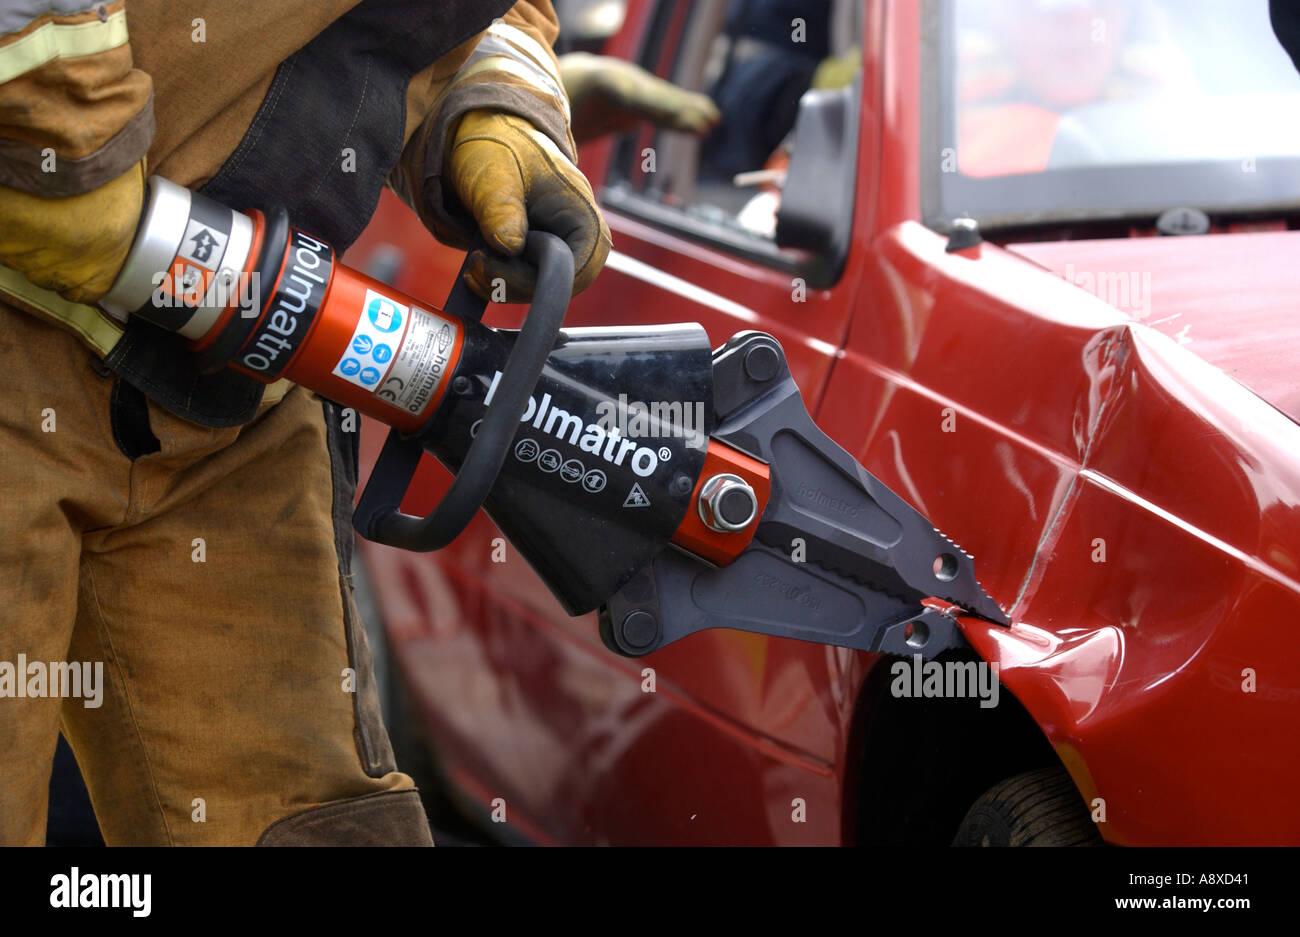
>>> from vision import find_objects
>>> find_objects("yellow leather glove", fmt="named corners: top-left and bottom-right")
top-left (560, 52), bottom-right (721, 143)
top-left (0, 161), bottom-right (144, 305)
top-left (811, 47), bottom-right (862, 91)
top-left (445, 110), bottom-right (611, 302)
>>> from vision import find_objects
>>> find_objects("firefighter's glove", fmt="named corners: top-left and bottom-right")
top-left (559, 52), bottom-right (721, 143)
top-left (445, 110), bottom-right (611, 302)
top-left (0, 161), bottom-right (144, 305)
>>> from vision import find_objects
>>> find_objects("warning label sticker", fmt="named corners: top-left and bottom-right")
top-left (333, 289), bottom-right (409, 392)
top-left (158, 257), bottom-right (214, 309)
top-left (374, 304), bottom-right (458, 416)
top-left (178, 219), bottom-right (228, 269)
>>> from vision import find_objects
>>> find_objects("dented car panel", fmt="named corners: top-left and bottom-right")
top-left (821, 220), bottom-right (1300, 845)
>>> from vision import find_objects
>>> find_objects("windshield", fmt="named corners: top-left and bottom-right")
top-left (925, 0), bottom-right (1300, 230)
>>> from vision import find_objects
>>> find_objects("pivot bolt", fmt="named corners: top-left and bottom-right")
top-left (620, 610), bottom-right (659, 650)
top-left (743, 344), bottom-right (780, 382)
top-left (698, 473), bottom-right (758, 533)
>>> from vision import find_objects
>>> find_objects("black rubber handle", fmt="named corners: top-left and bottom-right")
top-left (353, 230), bottom-right (574, 552)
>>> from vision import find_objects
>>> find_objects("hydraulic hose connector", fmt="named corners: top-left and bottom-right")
top-left (99, 176), bottom-right (465, 433)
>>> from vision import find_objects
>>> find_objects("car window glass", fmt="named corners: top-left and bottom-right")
top-left (608, 0), bottom-right (864, 247)
top-left (927, 0), bottom-right (1300, 230)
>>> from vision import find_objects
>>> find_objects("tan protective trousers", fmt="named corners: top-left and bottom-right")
top-left (0, 305), bottom-right (433, 845)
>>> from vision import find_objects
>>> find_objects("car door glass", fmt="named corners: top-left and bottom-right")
top-left (604, 0), bottom-right (864, 268)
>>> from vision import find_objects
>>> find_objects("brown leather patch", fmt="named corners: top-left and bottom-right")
top-left (256, 790), bottom-right (434, 846)
top-left (0, 100), bottom-right (154, 196)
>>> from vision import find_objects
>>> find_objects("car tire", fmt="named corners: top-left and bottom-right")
top-left (952, 766), bottom-right (1104, 846)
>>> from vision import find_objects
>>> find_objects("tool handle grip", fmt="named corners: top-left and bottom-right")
top-left (353, 231), bottom-right (573, 552)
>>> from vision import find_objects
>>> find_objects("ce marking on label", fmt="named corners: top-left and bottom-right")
top-left (377, 376), bottom-right (405, 403)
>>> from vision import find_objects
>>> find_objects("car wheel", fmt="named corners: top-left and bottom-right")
top-left (952, 766), bottom-right (1104, 846)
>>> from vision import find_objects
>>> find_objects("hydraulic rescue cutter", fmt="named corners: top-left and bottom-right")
top-left (97, 177), bottom-right (1010, 659)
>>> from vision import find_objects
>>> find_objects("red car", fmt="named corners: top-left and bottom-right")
top-left (346, 0), bottom-right (1300, 846)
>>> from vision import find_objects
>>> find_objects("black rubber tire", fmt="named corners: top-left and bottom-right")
top-left (952, 766), bottom-right (1104, 846)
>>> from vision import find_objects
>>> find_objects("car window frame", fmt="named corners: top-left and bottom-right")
top-left (600, 0), bottom-right (860, 287)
